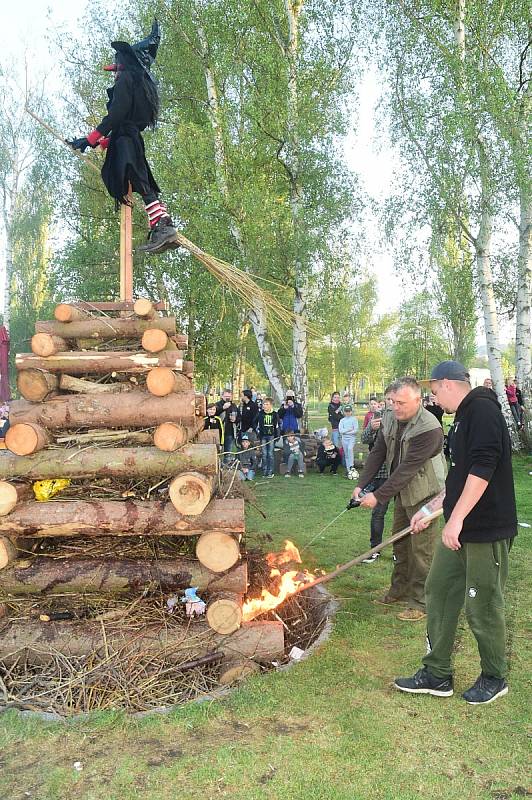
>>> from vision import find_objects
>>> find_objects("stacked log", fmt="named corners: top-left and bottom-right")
top-left (0, 298), bottom-right (280, 686)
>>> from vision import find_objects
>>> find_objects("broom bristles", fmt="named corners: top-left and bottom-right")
top-left (174, 231), bottom-right (319, 336)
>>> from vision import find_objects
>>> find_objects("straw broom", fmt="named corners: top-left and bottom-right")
top-left (25, 106), bottom-right (295, 328)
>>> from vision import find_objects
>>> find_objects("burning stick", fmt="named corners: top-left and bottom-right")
top-left (244, 511), bottom-right (444, 620)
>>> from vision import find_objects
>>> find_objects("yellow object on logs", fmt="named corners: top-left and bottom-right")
top-left (33, 479), bottom-right (71, 502)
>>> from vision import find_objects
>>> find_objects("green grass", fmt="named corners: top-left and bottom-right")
top-left (0, 457), bottom-right (530, 800)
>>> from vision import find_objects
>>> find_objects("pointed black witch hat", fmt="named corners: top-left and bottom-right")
top-left (111, 19), bottom-right (161, 75)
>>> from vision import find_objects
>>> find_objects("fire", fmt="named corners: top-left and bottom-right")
top-left (242, 540), bottom-right (314, 622)
top-left (265, 539), bottom-right (302, 567)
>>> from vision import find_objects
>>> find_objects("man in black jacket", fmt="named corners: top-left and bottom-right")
top-left (394, 361), bottom-right (517, 705)
top-left (240, 389), bottom-right (259, 440)
top-left (68, 20), bottom-right (179, 255)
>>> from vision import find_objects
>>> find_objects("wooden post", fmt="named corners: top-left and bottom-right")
top-left (120, 185), bottom-right (133, 301)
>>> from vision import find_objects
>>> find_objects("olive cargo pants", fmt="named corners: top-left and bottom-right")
top-left (422, 538), bottom-right (511, 679)
top-left (387, 498), bottom-right (438, 609)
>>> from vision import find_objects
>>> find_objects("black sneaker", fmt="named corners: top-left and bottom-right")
top-left (461, 673), bottom-right (508, 705)
top-left (394, 667), bottom-right (453, 697)
top-left (361, 552), bottom-right (380, 564)
top-left (138, 216), bottom-right (179, 254)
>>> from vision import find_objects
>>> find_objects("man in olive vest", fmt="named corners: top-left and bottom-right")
top-left (352, 376), bottom-right (446, 621)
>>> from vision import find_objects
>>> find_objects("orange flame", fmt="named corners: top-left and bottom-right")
top-left (242, 540), bottom-right (314, 622)
top-left (266, 539), bottom-right (302, 567)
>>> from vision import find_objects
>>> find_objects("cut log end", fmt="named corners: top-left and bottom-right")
top-left (0, 536), bottom-right (18, 570)
top-left (5, 423), bottom-right (49, 456)
top-left (206, 593), bottom-right (243, 634)
top-left (146, 367), bottom-right (190, 397)
top-left (142, 328), bottom-right (169, 353)
top-left (31, 333), bottom-right (69, 358)
top-left (169, 471), bottom-right (213, 516)
top-left (54, 303), bottom-right (89, 323)
top-left (17, 369), bottom-right (59, 403)
top-left (0, 482), bottom-right (19, 516)
top-left (133, 298), bottom-right (156, 319)
top-left (196, 531), bottom-right (240, 573)
top-left (218, 659), bottom-right (260, 685)
top-left (153, 422), bottom-right (187, 452)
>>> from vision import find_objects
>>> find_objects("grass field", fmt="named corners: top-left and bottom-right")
top-left (0, 432), bottom-right (530, 799)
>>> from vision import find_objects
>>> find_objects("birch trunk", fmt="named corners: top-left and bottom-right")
top-left (474, 154), bottom-right (519, 448)
top-left (515, 77), bottom-right (532, 422)
top-left (284, 0), bottom-right (309, 422)
top-left (195, 22), bottom-right (287, 402)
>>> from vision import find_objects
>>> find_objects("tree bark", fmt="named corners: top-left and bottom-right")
top-left (0, 556), bottom-right (248, 595)
top-left (516, 183), bottom-right (531, 411)
top-left (0, 444), bottom-right (218, 480)
top-left (0, 497), bottom-right (244, 538)
top-left (284, 0), bottom-right (309, 418)
top-left (16, 350), bottom-right (185, 375)
top-left (9, 390), bottom-right (199, 430)
top-left (0, 619), bottom-right (284, 666)
top-left (474, 144), bottom-right (519, 447)
top-left (69, 300), bottom-right (166, 313)
top-left (58, 374), bottom-right (136, 395)
top-left (55, 430), bottom-right (153, 447)
top-left (35, 316), bottom-right (177, 341)
top-left (169, 472), bottom-right (213, 516)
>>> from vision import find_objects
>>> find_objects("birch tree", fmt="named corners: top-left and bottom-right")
top-left (0, 72), bottom-right (44, 333)
top-left (377, 0), bottom-right (521, 441)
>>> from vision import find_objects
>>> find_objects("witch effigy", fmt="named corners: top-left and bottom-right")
top-left (68, 19), bottom-right (177, 255)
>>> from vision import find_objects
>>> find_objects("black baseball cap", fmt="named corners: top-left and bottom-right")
top-left (420, 360), bottom-right (470, 387)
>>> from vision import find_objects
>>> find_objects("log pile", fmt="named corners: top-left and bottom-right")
top-left (0, 299), bottom-right (283, 707)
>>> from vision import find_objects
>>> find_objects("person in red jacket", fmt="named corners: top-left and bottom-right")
top-left (505, 379), bottom-right (521, 428)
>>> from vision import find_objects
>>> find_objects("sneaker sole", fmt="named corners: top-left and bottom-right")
top-left (393, 683), bottom-right (454, 697)
top-left (462, 685), bottom-right (508, 705)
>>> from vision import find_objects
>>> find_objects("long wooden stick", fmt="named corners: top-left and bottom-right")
top-left (120, 184), bottom-right (133, 301)
top-left (295, 508), bottom-right (444, 595)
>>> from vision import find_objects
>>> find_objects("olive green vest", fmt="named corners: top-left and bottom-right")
top-left (382, 403), bottom-right (446, 507)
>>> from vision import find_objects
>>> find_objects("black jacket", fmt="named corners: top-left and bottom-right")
top-left (316, 443), bottom-right (340, 464)
top-left (97, 71), bottom-right (159, 203)
top-left (240, 400), bottom-right (259, 433)
top-left (327, 401), bottom-right (344, 430)
top-left (444, 387), bottom-right (517, 543)
top-left (258, 409), bottom-right (279, 438)
top-left (203, 415), bottom-right (224, 444)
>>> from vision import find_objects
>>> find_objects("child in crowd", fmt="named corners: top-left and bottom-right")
top-left (338, 404), bottom-right (358, 478)
top-left (203, 402), bottom-right (224, 446)
top-left (258, 397), bottom-right (279, 478)
top-left (316, 437), bottom-right (341, 474)
top-left (237, 434), bottom-right (257, 481)
top-left (327, 391), bottom-right (343, 449)
top-left (284, 431), bottom-right (305, 478)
